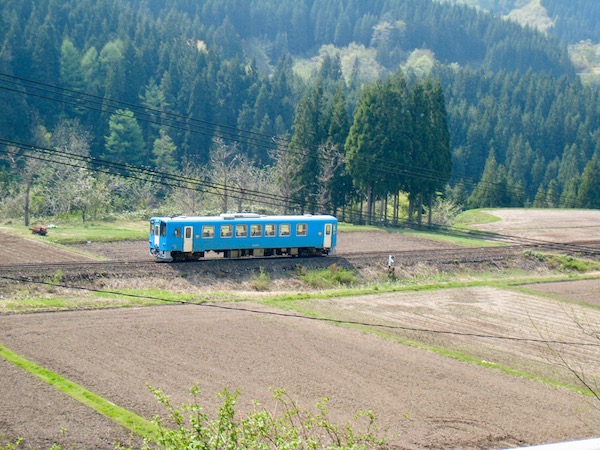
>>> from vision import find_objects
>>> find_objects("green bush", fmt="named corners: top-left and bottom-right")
top-left (551, 255), bottom-right (590, 272)
top-left (142, 385), bottom-right (388, 449)
top-left (250, 267), bottom-right (271, 291)
top-left (299, 264), bottom-right (358, 289)
top-left (523, 250), bottom-right (600, 272)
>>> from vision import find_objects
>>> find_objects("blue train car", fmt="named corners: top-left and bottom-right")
top-left (149, 213), bottom-right (338, 262)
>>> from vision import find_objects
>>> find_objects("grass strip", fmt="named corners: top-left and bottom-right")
top-left (261, 300), bottom-right (592, 397)
top-left (0, 343), bottom-right (160, 441)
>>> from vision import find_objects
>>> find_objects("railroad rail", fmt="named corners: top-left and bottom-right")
top-left (0, 239), bottom-right (598, 282)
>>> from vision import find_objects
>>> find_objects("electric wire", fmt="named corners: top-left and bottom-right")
top-left (0, 71), bottom-right (527, 199)
top-left (2, 137), bottom-right (599, 255)
top-left (0, 73), bottom-right (584, 207)
top-left (1, 274), bottom-right (598, 348)
top-left (0, 139), bottom-right (301, 211)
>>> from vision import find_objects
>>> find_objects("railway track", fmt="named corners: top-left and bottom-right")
top-left (1, 239), bottom-right (598, 283)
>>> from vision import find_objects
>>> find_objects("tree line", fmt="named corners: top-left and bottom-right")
top-left (0, 0), bottom-right (598, 226)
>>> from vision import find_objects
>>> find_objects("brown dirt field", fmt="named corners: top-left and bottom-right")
top-left (0, 303), bottom-right (598, 450)
top-left (522, 278), bottom-right (600, 306)
top-left (473, 209), bottom-right (600, 243)
top-left (1, 211), bottom-right (600, 449)
top-left (0, 229), bottom-right (95, 265)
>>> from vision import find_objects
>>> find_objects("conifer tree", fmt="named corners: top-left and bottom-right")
top-left (346, 84), bottom-right (380, 223)
top-left (577, 156), bottom-right (600, 209)
top-left (104, 109), bottom-right (146, 166)
top-left (290, 83), bottom-right (327, 213)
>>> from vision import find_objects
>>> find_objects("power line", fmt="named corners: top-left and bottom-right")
top-left (1, 274), bottom-right (598, 348)
top-left (0, 138), bottom-right (302, 211)
top-left (0, 72), bottom-right (593, 225)
top-left (0, 71), bottom-right (527, 199)
top-left (3, 137), bottom-right (600, 255)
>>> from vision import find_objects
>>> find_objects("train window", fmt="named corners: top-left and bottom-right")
top-left (296, 223), bottom-right (308, 236)
top-left (221, 225), bottom-right (233, 238)
top-left (280, 224), bottom-right (291, 236)
top-left (236, 224), bottom-right (247, 237)
top-left (265, 224), bottom-right (276, 236)
top-left (150, 223), bottom-right (154, 235)
top-left (154, 225), bottom-right (159, 236)
top-left (202, 225), bottom-right (214, 238)
top-left (250, 224), bottom-right (262, 237)
top-left (185, 227), bottom-right (192, 239)
top-left (174, 227), bottom-right (181, 237)
top-left (160, 222), bottom-right (167, 237)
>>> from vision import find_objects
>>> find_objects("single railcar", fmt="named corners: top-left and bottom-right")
top-left (149, 213), bottom-right (337, 262)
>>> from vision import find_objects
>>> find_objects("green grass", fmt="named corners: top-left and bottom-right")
top-left (337, 223), bottom-right (384, 233)
top-left (0, 295), bottom-right (165, 314)
top-left (0, 343), bottom-right (160, 441)
top-left (453, 209), bottom-right (502, 228)
top-left (297, 264), bottom-right (359, 289)
top-left (91, 287), bottom-right (199, 303)
top-left (0, 287), bottom-right (248, 314)
top-left (0, 220), bottom-right (148, 245)
top-left (523, 250), bottom-right (600, 272)
top-left (259, 294), bottom-right (594, 397)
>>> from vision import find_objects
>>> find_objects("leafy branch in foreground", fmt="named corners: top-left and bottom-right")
top-left (141, 385), bottom-right (389, 449)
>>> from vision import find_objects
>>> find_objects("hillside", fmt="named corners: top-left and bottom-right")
top-left (0, 0), bottom-right (598, 223)
top-left (446, 0), bottom-right (600, 84)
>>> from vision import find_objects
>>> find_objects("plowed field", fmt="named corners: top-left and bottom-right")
top-left (1, 210), bottom-right (600, 449)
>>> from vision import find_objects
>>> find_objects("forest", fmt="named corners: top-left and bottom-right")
top-left (0, 0), bottom-right (599, 226)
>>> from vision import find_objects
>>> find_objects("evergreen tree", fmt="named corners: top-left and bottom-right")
top-left (59, 39), bottom-right (84, 91)
top-left (326, 87), bottom-right (353, 216)
top-left (290, 83), bottom-right (327, 213)
top-left (345, 82), bottom-right (387, 224)
top-left (467, 149), bottom-right (510, 209)
top-left (152, 130), bottom-right (178, 173)
top-left (104, 109), bottom-right (146, 166)
top-left (140, 79), bottom-right (169, 148)
top-left (577, 156), bottom-right (600, 209)
top-left (423, 78), bottom-right (452, 224)
top-left (533, 185), bottom-right (547, 208)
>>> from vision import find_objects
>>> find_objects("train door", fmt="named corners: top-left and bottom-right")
top-left (323, 223), bottom-right (333, 248)
top-left (183, 226), bottom-right (193, 252)
top-left (154, 224), bottom-right (160, 247)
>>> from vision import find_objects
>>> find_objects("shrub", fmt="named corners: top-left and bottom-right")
top-left (523, 250), bottom-right (600, 272)
top-left (143, 385), bottom-right (388, 449)
top-left (250, 267), bottom-right (271, 291)
top-left (300, 264), bottom-right (358, 289)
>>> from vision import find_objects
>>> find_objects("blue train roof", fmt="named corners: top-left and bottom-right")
top-left (150, 214), bottom-right (337, 223)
